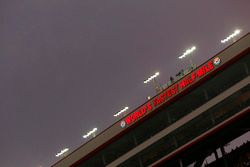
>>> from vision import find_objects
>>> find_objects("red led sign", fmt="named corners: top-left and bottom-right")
top-left (179, 60), bottom-right (214, 89)
top-left (125, 102), bottom-right (152, 125)
top-left (153, 84), bottom-right (179, 107)
top-left (121, 60), bottom-right (216, 128)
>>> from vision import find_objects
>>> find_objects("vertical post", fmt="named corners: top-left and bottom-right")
top-left (203, 89), bottom-right (209, 100)
top-left (189, 59), bottom-right (194, 68)
top-left (167, 112), bottom-right (171, 124)
top-left (102, 154), bottom-right (107, 165)
top-left (220, 146), bottom-right (229, 167)
top-left (152, 78), bottom-right (162, 93)
top-left (173, 136), bottom-right (178, 148)
top-left (214, 149), bottom-right (219, 160)
top-left (243, 62), bottom-right (249, 75)
top-left (178, 158), bottom-right (183, 167)
top-left (138, 156), bottom-right (144, 167)
top-left (133, 135), bottom-right (138, 146)
top-left (209, 111), bottom-right (215, 125)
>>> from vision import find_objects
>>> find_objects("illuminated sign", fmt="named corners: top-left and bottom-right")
top-left (121, 59), bottom-right (218, 128)
top-left (213, 57), bottom-right (221, 66)
top-left (179, 60), bottom-right (214, 89)
top-left (124, 102), bottom-right (152, 126)
top-left (120, 121), bottom-right (126, 128)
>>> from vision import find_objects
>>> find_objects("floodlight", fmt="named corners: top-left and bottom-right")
top-left (144, 72), bottom-right (160, 84)
top-left (114, 106), bottom-right (129, 117)
top-left (143, 72), bottom-right (162, 93)
top-left (178, 46), bottom-right (196, 59)
top-left (83, 128), bottom-right (98, 139)
top-left (56, 148), bottom-right (69, 157)
top-left (221, 29), bottom-right (241, 43)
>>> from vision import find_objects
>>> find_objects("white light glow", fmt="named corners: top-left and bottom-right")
top-left (83, 128), bottom-right (98, 139)
top-left (113, 106), bottom-right (129, 117)
top-left (221, 29), bottom-right (241, 43)
top-left (178, 46), bottom-right (196, 59)
top-left (144, 72), bottom-right (160, 84)
top-left (56, 148), bottom-right (69, 157)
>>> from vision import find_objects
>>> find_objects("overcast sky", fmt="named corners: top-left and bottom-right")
top-left (0, 1), bottom-right (250, 167)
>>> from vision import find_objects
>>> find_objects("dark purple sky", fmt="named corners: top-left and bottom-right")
top-left (0, 1), bottom-right (250, 167)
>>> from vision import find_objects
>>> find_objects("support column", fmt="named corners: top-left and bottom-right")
top-left (173, 136), bottom-right (178, 148)
top-left (178, 158), bottom-right (183, 167)
top-left (220, 146), bottom-right (228, 167)
top-left (102, 154), bottom-right (107, 166)
top-left (203, 89), bottom-right (209, 100)
top-left (133, 135), bottom-right (138, 146)
top-left (214, 149), bottom-right (219, 160)
top-left (152, 78), bottom-right (163, 93)
top-left (138, 156), bottom-right (144, 167)
top-left (243, 62), bottom-right (249, 75)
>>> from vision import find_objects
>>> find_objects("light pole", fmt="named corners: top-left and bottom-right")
top-left (113, 106), bottom-right (129, 117)
top-left (144, 72), bottom-right (162, 93)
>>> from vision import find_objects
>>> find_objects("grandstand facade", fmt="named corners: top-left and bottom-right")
top-left (52, 33), bottom-right (250, 167)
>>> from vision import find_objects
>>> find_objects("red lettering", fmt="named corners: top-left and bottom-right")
top-left (131, 114), bottom-right (136, 122)
top-left (197, 67), bottom-right (205, 77)
top-left (125, 116), bottom-right (131, 125)
top-left (137, 111), bottom-right (141, 117)
top-left (138, 111), bottom-right (142, 117)
top-left (125, 105), bottom-right (149, 125)
top-left (141, 106), bottom-right (147, 114)
top-left (186, 76), bottom-right (190, 84)
top-left (134, 112), bottom-right (137, 118)
top-left (167, 89), bottom-right (172, 97)
top-left (147, 102), bottom-right (153, 111)
top-left (185, 79), bottom-right (189, 87)
top-left (160, 93), bottom-right (166, 102)
top-left (179, 80), bottom-right (186, 89)
top-left (204, 66), bottom-right (209, 73)
top-left (154, 98), bottom-right (160, 107)
top-left (174, 84), bottom-right (179, 92)
top-left (207, 61), bottom-right (214, 71)
top-left (124, 61), bottom-right (215, 127)
top-left (191, 72), bottom-right (196, 80)
top-left (189, 75), bottom-right (196, 83)
top-left (180, 78), bottom-right (190, 89)
top-left (139, 111), bottom-right (142, 117)
top-left (171, 88), bottom-right (176, 95)
top-left (161, 91), bottom-right (167, 103)
top-left (154, 90), bottom-right (169, 107)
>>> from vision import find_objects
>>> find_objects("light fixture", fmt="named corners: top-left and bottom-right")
top-left (56, 148), bottom-right (69, 157)
top-left (83, 128), bottom-right (98, 139)
top-left (178, 46), bottom-right (196, 59)
top-left (144, 72), bottom-right (160, 84)
top-left (221, 29), bottom-right (241, 43)
top-left (144, 72), bottom-right (162, 93)
top-left (114, 106), bottom-right (129, 117)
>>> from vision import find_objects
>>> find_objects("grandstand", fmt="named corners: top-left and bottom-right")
top-left (52, 33), bottom-right (250, 167)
